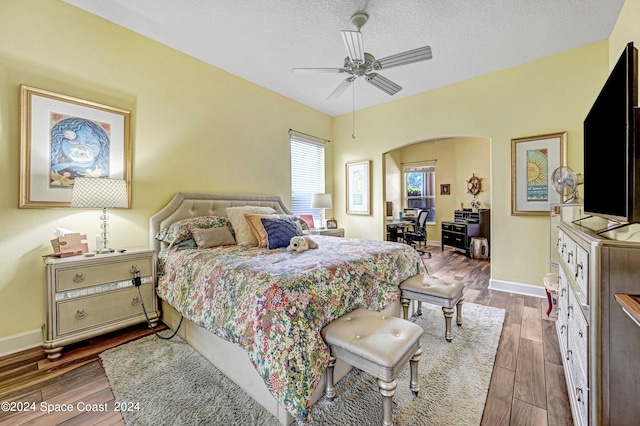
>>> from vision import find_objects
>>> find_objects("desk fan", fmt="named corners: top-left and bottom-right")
top-left (551, 166), bottom-right (584, 203)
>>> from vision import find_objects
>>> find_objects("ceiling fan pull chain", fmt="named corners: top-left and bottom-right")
top-left (352, 82), bottom-right (357, 139)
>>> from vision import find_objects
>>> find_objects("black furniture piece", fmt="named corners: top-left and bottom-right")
top-left (441, 209), bottom-right (490, 256)
top-left (405, 210), bottom-right (431, 257)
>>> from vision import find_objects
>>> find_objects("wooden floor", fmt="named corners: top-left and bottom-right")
top-left (0, 246), bottom-right (572, 425)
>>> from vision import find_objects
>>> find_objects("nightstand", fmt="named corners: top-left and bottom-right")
top-left (42, 248), bottom-right (159, 360)
top-left (308, 228), bottom-right (345, 237)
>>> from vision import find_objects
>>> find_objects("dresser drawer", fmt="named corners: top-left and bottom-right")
top-left (442, 232), bottom-right (466, 249)
top-left (575, 245), bottom-right (589, 302)
top-left (57, 284), bottom-right (154, 335)
top-left (56, 256), bottom-right (153, 292)
top-left (441, 222), bottom-right (456, 231)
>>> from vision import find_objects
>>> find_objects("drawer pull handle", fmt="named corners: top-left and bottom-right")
top-left (567, 349), bottom-right (572, 361)
top-left (576, 387), bottom-right (583, 402)
top-left (75, 309), bottom-right (86, 320)
top-left (73, 273), bottom-right (85, 283)
top-left (560, 324), bottom-right (566, 334)
top-left (131, 296), bottom-right (140, 306)
top-left (579, 329), bottom-right (583, 338)
top-left (576, 262), bottom-right (583, 279)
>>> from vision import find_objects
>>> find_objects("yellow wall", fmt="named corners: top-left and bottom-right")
top-left (331, 41), bottom-right (609, 287)
top-left (0, 0), bottom-right (331, 341)
top-left (610, 0), bottom-right (640, 66)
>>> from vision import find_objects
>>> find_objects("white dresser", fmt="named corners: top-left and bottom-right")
top-left (43, 249), bottom-right (159, 360)
top-left (551, 205), bottom-right (640, 425)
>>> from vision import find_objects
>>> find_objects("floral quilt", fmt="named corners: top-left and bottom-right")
top-left (156, 236), bottom-right (426, 422)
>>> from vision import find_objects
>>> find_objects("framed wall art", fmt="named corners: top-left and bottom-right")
top-left (346, 160), bottom-right (371, 215)
top-left (19, 85), bottom-right (131, 208)
top-left (511, 131), bottom-right (567, 215)
top-left (440, 183), bottom-right (451, 195)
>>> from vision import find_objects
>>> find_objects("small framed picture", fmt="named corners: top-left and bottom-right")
top-left (326, 219), bottom-right (338, 229)
top-left (440, 184), bottom-right (451, 195)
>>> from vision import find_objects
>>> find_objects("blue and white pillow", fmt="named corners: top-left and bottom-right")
top-left (261, 217), bottom-right (301, 249)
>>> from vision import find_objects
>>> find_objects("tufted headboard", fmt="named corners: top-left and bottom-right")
top-left (149, 192), bottom-right (292, 252)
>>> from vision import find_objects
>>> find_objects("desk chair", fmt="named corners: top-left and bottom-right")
top-left (404, 210), bottom-right (431, 257)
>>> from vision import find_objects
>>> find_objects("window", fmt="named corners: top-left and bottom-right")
top-left (290, 136), bottom-right (325, 224)
top-left (404, 162), bottom-right (436, 223)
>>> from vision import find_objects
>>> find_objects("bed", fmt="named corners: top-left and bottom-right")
top-left (150, 192), bottom-right (426, 424)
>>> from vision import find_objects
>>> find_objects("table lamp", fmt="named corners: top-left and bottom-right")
top-left (71, 177), bottom-right (129, 253)
top-left (310, 193), bottom-right (332, 229)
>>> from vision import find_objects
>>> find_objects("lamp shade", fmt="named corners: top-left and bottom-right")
top-left (71, 177), bottom-right (129, 208)
top-left (310, 193), bottom-right (332, 209)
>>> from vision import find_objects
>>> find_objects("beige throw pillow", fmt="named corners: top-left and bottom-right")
top-left (245, 213), bottom-right (279, 247)
top-left (192, 227), bottom-right (236, 248)
top-left (226, 206), bottom-right (277, 246)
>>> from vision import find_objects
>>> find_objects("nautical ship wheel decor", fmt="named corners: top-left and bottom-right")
top-left (466, 173), bottom-right (482, 197)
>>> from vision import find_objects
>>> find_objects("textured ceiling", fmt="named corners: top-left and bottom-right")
top-left (63, 0), bottom-right (625, 117)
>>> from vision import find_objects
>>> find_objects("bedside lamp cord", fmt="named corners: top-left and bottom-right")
top-left (132, 268), bottom-right (183, 340)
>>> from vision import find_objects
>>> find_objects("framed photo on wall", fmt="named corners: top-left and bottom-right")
top-left (346, 160), bottom-right (371, 215)
top-left (19, 85), bottom-right (131, 208)
top-left (511, 131), bottom-right (567, 215)
top-left (440, 184), bottom-right (451, 195)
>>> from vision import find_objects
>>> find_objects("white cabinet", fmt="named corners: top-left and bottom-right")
top-left (552, 205), bottom-right (640, 425)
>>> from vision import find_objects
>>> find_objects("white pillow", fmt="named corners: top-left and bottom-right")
top-left (226, 206), bottom-right (277, 246)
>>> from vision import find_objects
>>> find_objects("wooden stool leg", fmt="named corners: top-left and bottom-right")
top-left (456, 297), bottom-right (464, 326)
top-left (442, 306), bottom-right (454, 342)
top-left (410, 342), bottom-right (422, 396)
top-left (401, 298), bottom-right (410, 320)
top-left (417, 301), bottom-right (423, 316)
top-left (377, 378), bottom-right (397, 426)
top-left (325, 354), bottom-right (336, 400)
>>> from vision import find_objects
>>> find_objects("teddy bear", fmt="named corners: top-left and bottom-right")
top-left (286, 236), bottom-right (318, 253)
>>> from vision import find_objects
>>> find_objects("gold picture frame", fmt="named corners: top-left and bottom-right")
top-left (19, 85), bottom-right (131, 208)
top-left (346, 160), bottom-right (371, 215)
top-left (511, 131), bottom-right (567, 215)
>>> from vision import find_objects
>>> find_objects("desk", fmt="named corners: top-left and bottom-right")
top-left (386, 220), bottom-right (414, 242)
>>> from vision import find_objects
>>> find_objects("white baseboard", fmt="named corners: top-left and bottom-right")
top-left (0, 328), bottom-right (43, 358)
top-left (489, 278), bottom-right (546, 299)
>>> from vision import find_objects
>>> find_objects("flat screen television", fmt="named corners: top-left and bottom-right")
top-left (583, 42), bottom-right (640, 223)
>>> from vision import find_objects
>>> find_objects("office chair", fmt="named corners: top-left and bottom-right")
top-left (404, 210), bottom-right (431, 258)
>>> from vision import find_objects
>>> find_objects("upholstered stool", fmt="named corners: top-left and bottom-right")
top-left (321, 308), bottom-right (423, 426)
top-left (400, 274), bottom-right (465, 342)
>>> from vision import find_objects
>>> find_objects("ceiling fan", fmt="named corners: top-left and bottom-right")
top-left (292, 12), bottom-right (433, 100)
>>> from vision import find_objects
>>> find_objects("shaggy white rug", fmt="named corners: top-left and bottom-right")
top-left (100, 302), bottom-right (504, 425)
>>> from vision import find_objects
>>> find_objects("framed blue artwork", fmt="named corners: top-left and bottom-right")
top-left (511, 132), bottom-right (567, 215)
top-left (19, 85), bottom-right (131, 208)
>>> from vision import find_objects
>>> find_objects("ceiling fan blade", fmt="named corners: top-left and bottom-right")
top-left (327, 76), bottom-right (356, 100)
top-left (365, 73), bottom-right (402, 95)
top-left (341, 30), bottom-right (365, 64)
top-left (292, 68), bottom-right (345, 74)
top-left (374, 46), bottom-right (432, 70)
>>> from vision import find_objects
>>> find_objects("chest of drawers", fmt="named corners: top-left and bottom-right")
top-left (552, 207), bottom-right (640, 425)
top-left (43, 249), bottom-right (159, 360)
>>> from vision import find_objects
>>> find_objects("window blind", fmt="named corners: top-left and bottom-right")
top-left (291, 136), bottom-right (325, 223)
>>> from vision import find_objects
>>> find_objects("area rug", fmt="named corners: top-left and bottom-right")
top-left (100, 302), bottom-right (505, 425)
